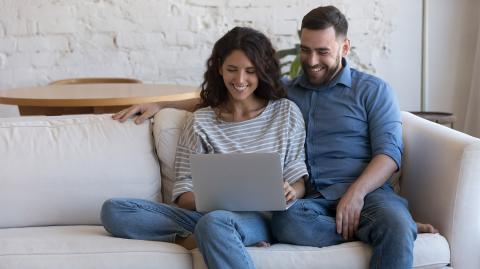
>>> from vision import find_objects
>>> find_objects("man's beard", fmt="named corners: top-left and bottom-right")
top-left (303, 53), bottom-right (343, 86)
top-left (320, 56), bottom-right (342, 85)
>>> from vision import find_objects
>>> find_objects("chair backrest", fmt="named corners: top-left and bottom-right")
top-left (49, 77), bottom-right (142, 85)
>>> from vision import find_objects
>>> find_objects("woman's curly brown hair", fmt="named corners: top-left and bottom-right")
top-left (199, 27), bottom-right (286, 108)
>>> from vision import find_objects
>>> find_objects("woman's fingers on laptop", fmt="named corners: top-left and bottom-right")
top-left (284, 182), bottom-right (296, 202)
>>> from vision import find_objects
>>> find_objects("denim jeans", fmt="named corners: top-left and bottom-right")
top-left (101, 198), bottom-right (270, 269)
top-left (271, 186), bottom-right (417, 269)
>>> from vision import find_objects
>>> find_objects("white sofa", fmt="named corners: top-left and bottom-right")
top-left (0, 109), bottom-right (478, 269)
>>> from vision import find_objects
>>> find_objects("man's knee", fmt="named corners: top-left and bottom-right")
top-left (271, 201), bottom-right (305, 234)
top-left (360, 208), bottom-right (417, 246)
top-left (380, 214), bottom-right (417, 241)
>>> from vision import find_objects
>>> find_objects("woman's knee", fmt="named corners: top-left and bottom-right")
top-left (101, 199), bottom-right (126, 224)
top-left (195, 210), bottom-right (232, 230)
top-left (100, 198), bottom-right (142, 236)
top-left (194, 210), bottom-right (233, 241)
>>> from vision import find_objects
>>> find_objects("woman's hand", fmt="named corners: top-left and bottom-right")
top-left (284, 177), bottom-right (306, 203)
top-left (283, 182), bottom-right (297, 203)
top-left (175, 192), bottom-right (196, 211)
top-left (112, 103), bottom-right (163, 124)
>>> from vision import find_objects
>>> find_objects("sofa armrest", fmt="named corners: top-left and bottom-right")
top-left (400, 112), bottom-right (480, 269)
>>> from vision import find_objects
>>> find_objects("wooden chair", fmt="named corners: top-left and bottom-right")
top-left (49, 77), bottom-right (142, 85)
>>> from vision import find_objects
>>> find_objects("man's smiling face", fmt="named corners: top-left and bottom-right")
top-left (300, 27), bottom-right (350, 86)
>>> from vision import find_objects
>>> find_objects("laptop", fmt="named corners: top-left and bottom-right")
top-left (190, 152), bottom-right (296, 212)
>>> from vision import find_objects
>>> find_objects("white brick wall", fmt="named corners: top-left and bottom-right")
top-left (0, 0), bottom-right (414, 117)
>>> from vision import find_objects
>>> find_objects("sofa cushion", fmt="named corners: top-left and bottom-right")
top-left (0, 115), bottom-right (161, 228)
top-left (152, 108), bottom-right (192, 204)
top-left (0, 225), bottom-right (191, 269)
top-left (191, 233), bottom-right (450, 269)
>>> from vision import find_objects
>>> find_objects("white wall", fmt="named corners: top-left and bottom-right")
top-left (0, 0), bottom-right (476, 128)
top-left (427, 0), bottom-right (479, 130)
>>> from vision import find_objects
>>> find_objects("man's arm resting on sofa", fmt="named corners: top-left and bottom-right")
top-left (113, 98), bottom-right (201, 124)
top-left (336, 154), bottom-right (397, 240)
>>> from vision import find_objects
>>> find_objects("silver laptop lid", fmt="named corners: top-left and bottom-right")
top-left (190, 153), bottom-right (287, 212)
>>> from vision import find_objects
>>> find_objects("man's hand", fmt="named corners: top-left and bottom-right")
top-left (335, 154), bottom-right (398, 240)
top-left (336, 188), bottom-right (365, 240)
top-left (112, 103), bottom-right (162, 124)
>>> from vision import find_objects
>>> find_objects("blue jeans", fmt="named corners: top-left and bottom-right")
top-left (101, 198), bottom-right (270, 269)
top-left (271, 186), bottom-right (417, 269)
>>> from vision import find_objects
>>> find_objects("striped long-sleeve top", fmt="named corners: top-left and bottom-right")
top-left (172, 98), bottom-right (308, 202)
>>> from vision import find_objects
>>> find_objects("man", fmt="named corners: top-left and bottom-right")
top-left (114, 6), bottom-right (433, 268)
top-left (270, 6), bottom-right (417, 269)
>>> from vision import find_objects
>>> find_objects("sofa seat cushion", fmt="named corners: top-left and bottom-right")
top-left (0, 225), bottom-right (192, 269)
top-left (191, 233), bottom-right (450, 269)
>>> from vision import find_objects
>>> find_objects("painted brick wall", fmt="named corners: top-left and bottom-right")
top-left (0, 0), bottom-right (398, 116)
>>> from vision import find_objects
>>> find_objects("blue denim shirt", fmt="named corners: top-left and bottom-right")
top-left (285, 58), bottom-right (403, 200)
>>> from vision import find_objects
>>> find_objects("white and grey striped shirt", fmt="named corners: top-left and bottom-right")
top-left (172, 98), bottom-right (308, 202)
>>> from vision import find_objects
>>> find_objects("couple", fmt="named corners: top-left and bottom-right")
top-left (101, 6), bottom-right (436, 269)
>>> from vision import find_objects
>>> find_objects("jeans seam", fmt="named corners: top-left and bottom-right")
top-left (228, 218), bottom-right (254, 268)
top-left (136, 202), bottom-right (198, 234)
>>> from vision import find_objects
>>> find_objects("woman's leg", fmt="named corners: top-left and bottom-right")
top-left (101, 198), bottom-right (203, 245)
top-left (194, 210), bottom-right (271, 269)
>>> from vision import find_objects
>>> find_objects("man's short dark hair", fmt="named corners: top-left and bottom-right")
top-left (301, 6), bottom-right (348, 38)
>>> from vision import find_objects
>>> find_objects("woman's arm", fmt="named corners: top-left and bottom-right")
top-left (112, 98), bottom-right (201, 124)
top-left (175, 191), bottom-right (196, 211)
top-left (171, 114), bottom-right (204, 208)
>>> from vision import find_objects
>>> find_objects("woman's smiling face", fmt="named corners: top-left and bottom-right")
top-left (219, 49), bottom-right (259, 103)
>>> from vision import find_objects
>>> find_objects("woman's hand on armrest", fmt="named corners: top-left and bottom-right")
top-left (175, 191), bottom-right (196, 211)
top-left (112, 103), bottom-right (162, 124)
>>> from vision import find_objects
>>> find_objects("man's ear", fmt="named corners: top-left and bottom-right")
top-left (342, 38), bottom-right (351, 56)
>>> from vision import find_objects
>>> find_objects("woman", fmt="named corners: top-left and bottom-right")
top-left (101, 27), bottom-right (308, 269)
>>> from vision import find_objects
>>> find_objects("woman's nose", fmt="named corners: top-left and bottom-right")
top-left (234, 71), bottom-right (246, 83)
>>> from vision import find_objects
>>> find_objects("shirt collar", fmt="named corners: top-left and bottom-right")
top-left (295, 57), bottom-right (352, 90)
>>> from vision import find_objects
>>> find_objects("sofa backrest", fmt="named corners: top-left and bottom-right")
top-left (0, 114), bottom-right (161, 228)
top-left (152, 108), bottom-right (192, 204)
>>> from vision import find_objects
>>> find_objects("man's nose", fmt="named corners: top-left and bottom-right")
top-left (307, 53), bottom-right (319, 66)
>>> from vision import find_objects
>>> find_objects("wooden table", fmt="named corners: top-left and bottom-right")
top-left (0, 83), bottom-right (199, 116)
top-left (410, 111), bottom-right (456, 128)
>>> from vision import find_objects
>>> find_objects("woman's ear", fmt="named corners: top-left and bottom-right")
top-left (218, 58), bottom-right (223, 76)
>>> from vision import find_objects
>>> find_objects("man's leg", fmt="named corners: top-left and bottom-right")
top-left (356, 187), bottom-right (417, 269)
top-left (271, 198), bottom-right (345, 247)
top-left (101, 198), bottom-right (202, 243)
top-left (194, 210), bottom-right (271, 269)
